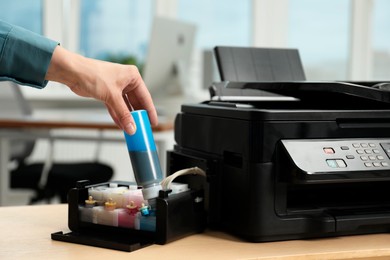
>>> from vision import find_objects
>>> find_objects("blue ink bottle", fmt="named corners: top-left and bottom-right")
top-left (124, 110), bottom-right (163, 200)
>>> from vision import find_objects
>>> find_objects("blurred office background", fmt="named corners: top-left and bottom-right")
top-left (2, 0), bottom-right (390, 85)
top-left (0, 0), bottom-right (389, 204)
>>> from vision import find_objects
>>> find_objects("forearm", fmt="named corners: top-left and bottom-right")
top-left (0, 20), bottom-right (58, 88)
top-left (0, 19), bottom-right (158, 134)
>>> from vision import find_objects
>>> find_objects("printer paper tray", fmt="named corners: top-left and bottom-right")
top-left (332, 210), bottom-right (390, 233)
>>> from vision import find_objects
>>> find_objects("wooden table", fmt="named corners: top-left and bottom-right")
top-left (1, 204), bottom-right (390, 260)
top-left (0, 116), bottom-right (173, 132)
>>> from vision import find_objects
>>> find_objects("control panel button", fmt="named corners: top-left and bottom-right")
top-left (361, 143), bottom-right (368, 148)
top-left (356, 149), bottom-right (364, 154)
top-left (373, 162), bottom-right (381, 167)
top-left (364, 162), bottom-right (373, 167)
top-left (364, 149), bottom-right (372, 154)
top-left (381, 162), bottom-right (389, 167)
top-left (340, 146), bottom-right (349, 150)
top-left (346, 155), bottom-right (355, 159)
top-left (326, 159), bottom-right (338, 168)
top-left (360, 156), bottom-right (368, 161)
top-left (369, 155), bottom-right (376, 161)
top-left (373, 149), bottom-right (380, 154)
top-left (377, 155), bottom-right (385, 160)
top-left (326, 159), bottom-right (347, 168)
top-left (336, 159), bottom-right (347, 168)
top-left (369, 143), bottom-right (376, 147)
top-left (323, 147), bottom-right (335, 154)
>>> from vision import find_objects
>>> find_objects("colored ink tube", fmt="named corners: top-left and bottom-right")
top-left (124, 110), bottom-right (163, 200)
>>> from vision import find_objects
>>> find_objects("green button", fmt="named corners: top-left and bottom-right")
top-left (326, 159), bottom-right (338, 168)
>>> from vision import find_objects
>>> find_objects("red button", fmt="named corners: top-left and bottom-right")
top-left (323, 147), bottom-right (335, 154)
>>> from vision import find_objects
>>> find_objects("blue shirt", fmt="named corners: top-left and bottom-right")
top-left (0, 20), bottom-right (58, 89)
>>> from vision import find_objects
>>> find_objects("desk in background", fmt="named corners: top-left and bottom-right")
top-left (0, 112), bottom-right (173, 206)
top-left (1, 204), bottom-right (390, 259)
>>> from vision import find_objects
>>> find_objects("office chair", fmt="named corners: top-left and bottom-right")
top-left (0, 81), bottom-right (113, 204)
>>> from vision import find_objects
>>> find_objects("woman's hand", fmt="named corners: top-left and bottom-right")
top-left (45, 46), bottom-right (158, 135)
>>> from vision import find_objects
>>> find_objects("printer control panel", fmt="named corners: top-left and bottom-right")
top-left (280, 139), bottom-right (390, 182)
top-left (324, 141), bottom-right (390, 169)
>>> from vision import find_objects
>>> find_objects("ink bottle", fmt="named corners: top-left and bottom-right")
top-left (124, 110), bottom-right (163, 200)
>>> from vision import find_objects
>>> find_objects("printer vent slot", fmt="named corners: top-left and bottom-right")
top-left (223, 151), bottom-right (243, 168)
top-left (337, 118), bottom-right (390, 129)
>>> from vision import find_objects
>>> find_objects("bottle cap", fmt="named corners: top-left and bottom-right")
top-left (142, 184), bottom-right (162, 200)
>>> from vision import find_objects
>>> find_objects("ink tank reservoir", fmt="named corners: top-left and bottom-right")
top-left (124, 110), bottom-right (163, 200)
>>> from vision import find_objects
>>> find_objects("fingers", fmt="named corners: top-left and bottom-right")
top-left (106, 96), bottom-right (136, 135)
top-left (105, 103), bottom-right (121, 128)
top-left (127, 90), bottom-right (158, 126)
top-left (104, 65), bottom-right (158, 134)
top-left (126, 76), bottom-right (159, 126)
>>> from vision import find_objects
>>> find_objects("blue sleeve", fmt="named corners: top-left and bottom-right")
top-left (0, 20), bottom-right (59, 89)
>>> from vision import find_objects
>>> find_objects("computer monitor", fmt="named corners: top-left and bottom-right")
top-left (142, 17), bottom-right (196, 97)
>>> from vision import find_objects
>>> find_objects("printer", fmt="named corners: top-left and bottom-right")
top-left (167, 46), bottom-right (390, 242)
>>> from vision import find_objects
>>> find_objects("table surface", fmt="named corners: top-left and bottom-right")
top-left (1, 204), bottom-right (390, 260)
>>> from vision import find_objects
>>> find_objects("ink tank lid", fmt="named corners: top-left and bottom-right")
top-left (142, 184), bottom-right (162, 200)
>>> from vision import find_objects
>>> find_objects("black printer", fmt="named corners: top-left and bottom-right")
top-left (167, 46), bottom-right (390, 242)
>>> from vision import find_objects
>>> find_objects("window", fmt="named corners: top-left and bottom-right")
top-left (287, 0), bottom-right (350, 80)
top-left (0, 0), bottom-right (43, 34)
top-left (176, 0), bottom-right (252, 88)
top-left (371, 0), bottom-right (390, 80)
top-left (177, 0), bottom-right (252, 50)
top-left (79, 0), bottom-right (154, 69)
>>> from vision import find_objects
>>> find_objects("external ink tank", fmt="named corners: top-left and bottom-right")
top-left (124, 110), bottom-right (163, 200)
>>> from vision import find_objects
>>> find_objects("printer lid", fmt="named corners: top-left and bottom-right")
top-left (209, 81), bottom-right (390, 104)
top-left (211, 46), bottom-right (390, 105)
